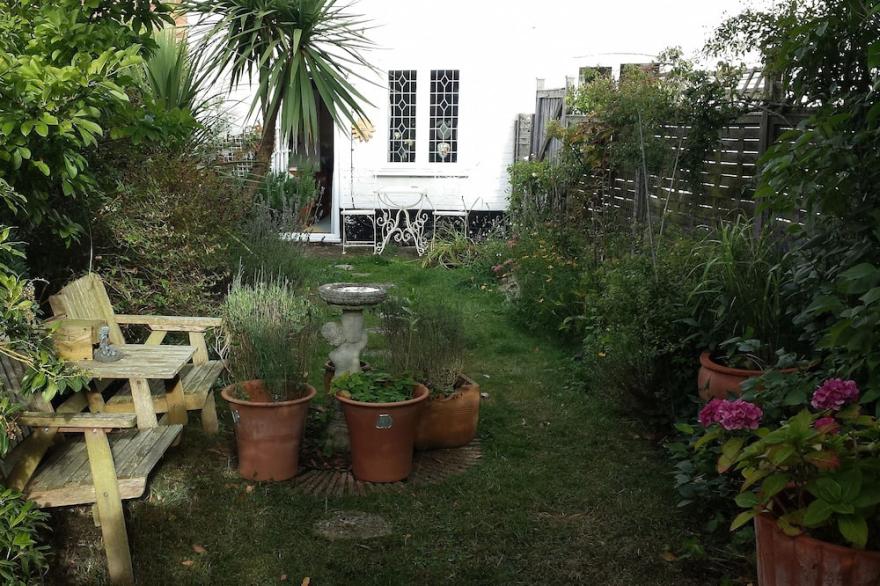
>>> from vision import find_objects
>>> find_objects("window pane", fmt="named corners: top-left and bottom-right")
top-left (429, 69), bottom-right (459, 163)
top-left (389, 70), bottom-right (417, 162)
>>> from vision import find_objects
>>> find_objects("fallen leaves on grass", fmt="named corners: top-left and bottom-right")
top-left (192, 544), bottom-right (207, 554)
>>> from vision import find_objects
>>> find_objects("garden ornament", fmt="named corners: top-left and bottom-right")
top-left (93, 325), bottom-right (123, 362)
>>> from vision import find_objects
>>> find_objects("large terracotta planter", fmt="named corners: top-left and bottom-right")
top-left (698, 351), bottom-right (799, 401)
top-left (336, 384), bottom-right (429, 482)
top-left (221, 380), bottom-right (315, 482)
top-left (323, 360), bottom-right (371, 394)
top-left (415, 375), bottom-right (480, 450)
top-left (755, 514), bottom-right (880, 585)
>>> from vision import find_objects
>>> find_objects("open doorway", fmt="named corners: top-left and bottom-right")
top-left (302, 99), bottom-right (334, 234)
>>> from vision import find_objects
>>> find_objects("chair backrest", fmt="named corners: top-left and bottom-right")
top-left (50, 274), bottom-right (125, 345)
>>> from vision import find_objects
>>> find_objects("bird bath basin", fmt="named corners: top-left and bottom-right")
top-left (318, 283), bottom-right (387, 309)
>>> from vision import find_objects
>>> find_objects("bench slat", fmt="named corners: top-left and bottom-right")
top-left (25, 425), bottom-right (182, 508)
top-left (19, 412), bottom-right (137, 429)
top-left (104, 361), bottom-right (224, 412)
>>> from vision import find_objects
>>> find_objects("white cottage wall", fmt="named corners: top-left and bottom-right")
top-left (193, 0), bottom-right (750, 235)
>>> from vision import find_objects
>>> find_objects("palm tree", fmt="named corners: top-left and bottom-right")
top-left (181, 0), bottom-right (376, 194)
top-left (143, 28), bottom-right (216, 122)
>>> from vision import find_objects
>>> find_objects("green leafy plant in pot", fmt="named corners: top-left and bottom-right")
top-left (333, 371), bottom-right (428, 482)
top-left (220, 272), bottom-right (317, 481)
top-left (693, 378), bottom-right (880, 585)
top-left (381, 297), bottom-right (480, 449)
top-left (687, 219), bottom-right (805, 400)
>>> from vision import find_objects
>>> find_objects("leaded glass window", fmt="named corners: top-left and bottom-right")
top-left (388, 70), bottom-right (417, 162)
top-left (429, 69), bottom-right (459, 163)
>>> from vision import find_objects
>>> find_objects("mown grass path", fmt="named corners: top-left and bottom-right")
top-left (50, 253), bottom-right (701, 585)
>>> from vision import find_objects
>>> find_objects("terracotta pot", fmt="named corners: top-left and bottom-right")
top-left (755, 513), bottom-right (880, 585)
top-left (323, 360), bottom-right (371, 394)
top-left (220, 380), bottom-right (315, 482)
top-left (336, 384), bottom-right (429, 482)
top-left (415, 375), bottom-right (480, 450)
top-left (698, 351), bottom-right (799, 401)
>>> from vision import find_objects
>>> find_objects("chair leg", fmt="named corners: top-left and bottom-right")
top-left (84, 430), bottom-right (134, 585)
top-left (201, 391), bottom-right (219, 435)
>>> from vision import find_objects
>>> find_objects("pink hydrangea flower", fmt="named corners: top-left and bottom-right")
top-left (811, 379), bottom-right (859, 411)
top-left (699, 398), bottom-right (763, 430)
top-left (699, 399), bottom-right (725, 427)
top-left (814, 416), bottom-right (840, 434)
top-left (717, 399), bottom-right (763, 431)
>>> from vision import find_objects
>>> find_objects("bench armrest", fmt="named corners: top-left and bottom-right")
top-left (114, 314), bottom-right (222, 332)
top-left (19, 412), bottom-right (137, 430)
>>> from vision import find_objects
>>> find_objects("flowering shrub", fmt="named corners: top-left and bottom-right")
top-left (695, 378), bottom-right (880, 549)
top-left (506, 225), bottom-right (587, 339)
top-left (699, 399), bottom-right (763, 431)
top-left (811, 378), bottom-right (860, 411)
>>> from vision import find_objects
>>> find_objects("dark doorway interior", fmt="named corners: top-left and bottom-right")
top-left (312, 98), bottom-right (334, 231)
top-left (290, 94), bottom-right (334, 233)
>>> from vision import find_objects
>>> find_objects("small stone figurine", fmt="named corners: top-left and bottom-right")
top-left (93, 325), bottom-right (123, 362)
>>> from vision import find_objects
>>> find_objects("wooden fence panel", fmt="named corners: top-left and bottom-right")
top-left (526, 95), bottom-right (809, 228)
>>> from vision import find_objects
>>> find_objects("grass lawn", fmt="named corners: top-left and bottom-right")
top-left (48, 250), bottom-right (704, 585)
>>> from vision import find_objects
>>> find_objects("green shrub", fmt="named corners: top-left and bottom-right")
top-left (0, 488), bottom-right (51, 585)
top-left (711, 0), bottom-right (880, 404)
top-left (258, 163), bottom-right (318, 213)
top-left (422, 226), bottom-right (476, 270)
top-left (94, 151), bottom-right (249, 316)
top-left (0, 0), bottom-right (172, 244)
top-left (580, 236), bottom-right (704, 425)
top-left (666, 427), bottom-right (754, 567)
top-left (508, 224), bottom-right (590, 341)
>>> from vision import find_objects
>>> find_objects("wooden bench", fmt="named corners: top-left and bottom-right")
top-left (0, 356), bottom-right (181, 585)
top-left (49, 274), bottom-right (224, 434)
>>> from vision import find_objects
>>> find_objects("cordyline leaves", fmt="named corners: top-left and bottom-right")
top-left (182, 0), bottom-right (377, 148)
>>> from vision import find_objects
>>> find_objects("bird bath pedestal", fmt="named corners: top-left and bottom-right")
top-left (318, 283), bottom-right (388, 452)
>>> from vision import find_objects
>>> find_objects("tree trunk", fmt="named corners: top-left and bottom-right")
top-left (246, 98), bottom-right (281, 201)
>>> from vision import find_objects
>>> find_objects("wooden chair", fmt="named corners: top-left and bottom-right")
top-left (0, 356), bottom-right (181, 585)
top-left (48, 274), bottom-right (223, 434)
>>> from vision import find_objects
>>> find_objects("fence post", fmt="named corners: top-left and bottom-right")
top-left (753, 72), bottom-right (776, 237)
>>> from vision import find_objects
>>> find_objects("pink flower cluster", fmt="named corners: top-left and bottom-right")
top-left (699, 398), bottom-right (763, 431)
top-left (811, 379), bottom-right (859, 411)
top-left (814, 416), bottom-right (840, 434)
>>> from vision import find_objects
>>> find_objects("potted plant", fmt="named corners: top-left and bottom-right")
top-left (695, 378), bottom-right (880, 585)
top-left (333, 371), bottom-right (428, 482)
top-left (220, 273), bottom-right (317, 481)
top-left (688, 220), bottom-right (804, 400)
top-left (381, 298), bottom-right (480, 449)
